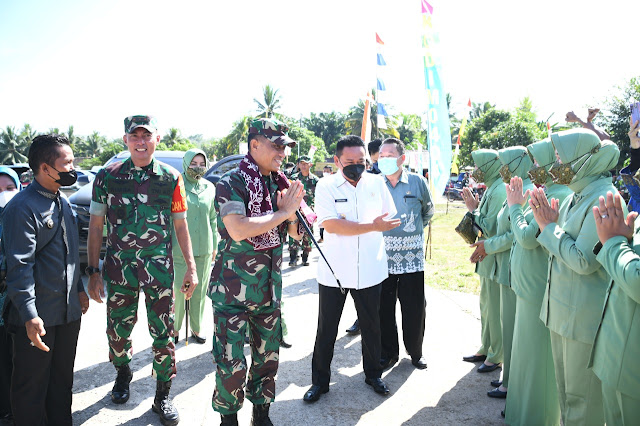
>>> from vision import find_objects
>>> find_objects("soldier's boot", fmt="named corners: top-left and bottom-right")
top-left (289, 250), bottom-right (298, 267)
top-left (111, 364), bottom-right (133, 404)
top-left (220, 413), bottom-right (239, 426)
top-left (152, 380), bottom-right (180, 426)
top-left (301, 253), bottom-right (309, 266)
top-left (250, 403), bottom-right (273, 426)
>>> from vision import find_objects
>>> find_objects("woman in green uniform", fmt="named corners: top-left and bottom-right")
top-left (530, 129), bottom-right (623, 425)
top-left (590, 191), bottom-right (640, 424)
top-left (469, 147), bottom-right (533, 399)
top-left (504, 139), bottom-right (572, 425)
top-left (461, 149), bottom-right (505, 373)
top-left (173, 149), bottom-right (217, 344)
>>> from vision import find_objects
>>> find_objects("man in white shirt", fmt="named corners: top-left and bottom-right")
top-left (302, 135), bottom-right (401, 403)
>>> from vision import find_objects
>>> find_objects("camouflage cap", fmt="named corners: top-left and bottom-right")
top-left (297, 155), bottom-right (312, 163)
top-left (249, 118), bottom-right (296, 147)
top-left (124, 115), bottom-right (157, 134)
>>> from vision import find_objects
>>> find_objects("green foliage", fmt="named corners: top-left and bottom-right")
top-left (98, 141), bottom-right (125, 164)
top-left (303, 112), bottom-right (346, 151)
top-left (254, 85), bottom-right (281, 118)
top-left (395, 113), bottom-right (426, 150)
top-left (0, 126), bottom-right (29, 164)
top-left (161, 128), bottom-right (189, 147)
top-left (345, 90), bottom-right (399, 141)
top-left (281, 117), bottom-right (329, 163)
top-left (597, 76), bottom-right (640, 169)
top-left (157, 140), bottom-right (196, 152)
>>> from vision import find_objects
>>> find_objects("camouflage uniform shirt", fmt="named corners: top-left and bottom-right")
top-left (208, 168), bottom-right (286, 308)
top-left (90, 157), bottom-right (187, 288)
top-left (290, 172), bottom-right (319, 208)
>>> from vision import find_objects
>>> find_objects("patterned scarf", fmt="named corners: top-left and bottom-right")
top-left (239, 153), bottom-right (316, 251)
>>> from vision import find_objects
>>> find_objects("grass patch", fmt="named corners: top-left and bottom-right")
top-left (424, 200), bottom-right (480, 295)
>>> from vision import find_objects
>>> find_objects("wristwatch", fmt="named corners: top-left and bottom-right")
top-left (85, 265), bottom-right (101, 276)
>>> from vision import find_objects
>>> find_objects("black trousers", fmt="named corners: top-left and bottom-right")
top-left (0, 325), bottom-right (12, 417)
top-left (10, 318), bottom-right (81, 426)
top-left (312, 283), bottom-right (382, 387)
top-left (379, 271), bottom-right (426, 360)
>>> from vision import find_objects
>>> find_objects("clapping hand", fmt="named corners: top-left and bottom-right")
top-left (462, 187), bottom-right (479, 212)
top-left (587, 108), bottom-right (600, 123)
top-left (593, 191), bottom-right (637, 243)
top-left (505, 176), bottom-right (529, 207)
top-left (528, 188), bottom-right (559, 231)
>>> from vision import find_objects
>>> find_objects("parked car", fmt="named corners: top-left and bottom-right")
top-left (69, 151), bottom-right (186, 266)
top-left (203, 154), bottom-right (244, 184)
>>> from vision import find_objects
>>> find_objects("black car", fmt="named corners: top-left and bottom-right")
top-left (204, 154), bottom-right (244, 184)
top-left (70, 151), bottom-right (186, 266)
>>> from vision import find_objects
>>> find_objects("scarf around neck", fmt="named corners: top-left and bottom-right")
top-left (239, 153), bottom-right (316, 251)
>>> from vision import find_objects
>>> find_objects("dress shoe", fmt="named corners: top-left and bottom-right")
top-left (111, 364), bottom-right (133, 404)
top-left (412, 356), bottom-right (428, 370)
top-left (346, 319), bottom-right (360, 335)
top-left (477, 362), bottom-right (501, 373)
top-left (303, 385), bottom-right (329, 402)
top-left (191, 332), bottom-right (206, 344)
top-left (490, 379), bottom-right (502, 387)
top-left (380, 356), bottom-right (398, 370)
top-left (365, 378), bottom-right (390, 395)
top-left (487, 388), bottom-right (507, 398)
top-left (462, 354), bottom-right (487, 363)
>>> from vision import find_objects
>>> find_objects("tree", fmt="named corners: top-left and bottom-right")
top-left (345, 91), bottom-right (399, 141)
top-left (254, 85), bottom-right (282, 118)
top-left (395, 113), bottom-right (425, 150)
top-left (81, 131), bottom-right (106, 157)
top-left (596, 76), bottom-right (640, 169)
top-left (0, 126), bottom-right (29, 164)
top-left (281, 117), bottom-right (329, 164)
top-left (20, 124), bottom-right (38, 144)
top-left (221, 116), bottom-right (252, 156)
top-left (161, 128), bottom-right (188, 148)
top-left (303, 112), bottom-right (346, 151)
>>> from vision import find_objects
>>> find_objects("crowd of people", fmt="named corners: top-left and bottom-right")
top-left (460, 111), bottom-right (640, 425)
top-left (0, 110), bottom-right (639, 426)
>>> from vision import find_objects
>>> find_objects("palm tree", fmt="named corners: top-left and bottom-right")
top-left (223, 116), bottom-right (252, 154)
top-left (81, 131), bottom-right (106, 157)
top-left (20, 123), bottom-right (38, 144)
top-left (161, 128), bottom-right (186, 148)
top-left (396, 114), bottom-right (425, 149)
top-left (345, 90), bottom-right (399, 140)
top-left (470, 101), bottom-right (495, 120)
top-left (0, 126), bottom-right (28, 164)
top-left (254, 85), bottom-right (282, 118)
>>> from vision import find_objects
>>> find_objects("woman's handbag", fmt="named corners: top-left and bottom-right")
top-left (455, 212), bottom-right (483, 245)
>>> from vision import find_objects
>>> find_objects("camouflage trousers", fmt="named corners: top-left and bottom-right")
top-left (288, 231), bottom-right (313, 256)
top-left (211, 302), bottom-right (281, 415)
top-left (106, 278), bottom-right (176, 382)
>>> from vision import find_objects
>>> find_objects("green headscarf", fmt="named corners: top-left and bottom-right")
top-left (551, 129), bottom-right (619, 193)
top-left (498, 146), bottom-right (532, 182)
top-left (471, 149), bottom-right (501, 186)
top-left (183, 148), bottom-right (210, 185)
top-left (527, 138), bottom-right (555, 186)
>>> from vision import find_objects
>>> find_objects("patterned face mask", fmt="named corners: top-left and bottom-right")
top-left (186, 166), bottom-right (207, 180)
top-left (548, 147), bottom-right (599, 186)
top-left (528, 164), bottom-right (550, 185)
top-left (471, 157), bottom-right (498, 183)
top-left (498, 154), bottom-right (525, 183)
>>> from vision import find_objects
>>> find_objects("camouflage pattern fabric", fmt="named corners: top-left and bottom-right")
top-left (211, 304), bottom-right (281, 414)
top-left (208, 167), bottom-right (287, 414)
top-left (92, 157), bottom-right (186, 381)
top-left (248, 118), bottom-right (296, 147)
top-left (288, 172), bottom-right (318, 256)
top-left (107, 277), bottom-right (176, 381)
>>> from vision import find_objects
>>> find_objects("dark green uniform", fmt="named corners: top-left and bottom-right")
top-left (288, 172), bottom-right (318, 260)
top-left (207, 168), bottom-right (286, 415)
top-left (90, 157), bottom-right (188, 382)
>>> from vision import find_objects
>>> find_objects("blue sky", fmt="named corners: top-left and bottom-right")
top-left (0, 0), bottom-right (638, 140)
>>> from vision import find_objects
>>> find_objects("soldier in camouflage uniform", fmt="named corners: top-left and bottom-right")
top-left (208, 117), bottom-right (305, 426)
top-left (87, 115), bottom-right (198, 426)
top-left (288, 155), bottom-right (318, 267)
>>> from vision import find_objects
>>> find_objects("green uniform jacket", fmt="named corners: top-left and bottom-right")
top-left (474, 178), bottom-right (507, 279)
top-left (171, 149), bottom-right (217, 258)
top-left (590, 229), bottom-right (640, 399)
top-left (509, 184), bottom-right (573, 302)
top-left (538, 177), bottom-right (624, 344)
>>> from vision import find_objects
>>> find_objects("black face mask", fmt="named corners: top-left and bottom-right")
top-left (49, 166), bottom-right (78, 186)
top-left (341, 163), bottom-right (366, 181)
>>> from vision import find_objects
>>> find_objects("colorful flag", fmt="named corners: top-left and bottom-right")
top-left (361, 92), bottom-right (373, 143)
top-left (376, 33), bottom-right (388, 130)
top-left (421, 0), bottom-right (452, 196)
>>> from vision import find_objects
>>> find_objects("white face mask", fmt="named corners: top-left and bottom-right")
top-left (323, 172), bottom-right (330, 178)
top-left (0, 189), bottom-right (18, 208)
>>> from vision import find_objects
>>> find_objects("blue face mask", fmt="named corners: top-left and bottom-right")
top-left (378, 157), bottom-right (400, 175)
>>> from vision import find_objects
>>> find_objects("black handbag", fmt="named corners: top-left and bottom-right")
top-left (455, 212), bottom-right (483, 245)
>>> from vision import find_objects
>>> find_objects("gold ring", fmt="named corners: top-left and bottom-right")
top-left (535, 205), bottom-right (540, 209)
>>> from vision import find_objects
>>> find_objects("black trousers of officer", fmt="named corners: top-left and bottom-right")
top-left (10, 318), bottom-right (81, 426)
top-left (312, 283), bottom-right (383, 387)
top-left (0, 325), bottom-right (12, 417)
top-left (379, 271), bottom-right (426, 360)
